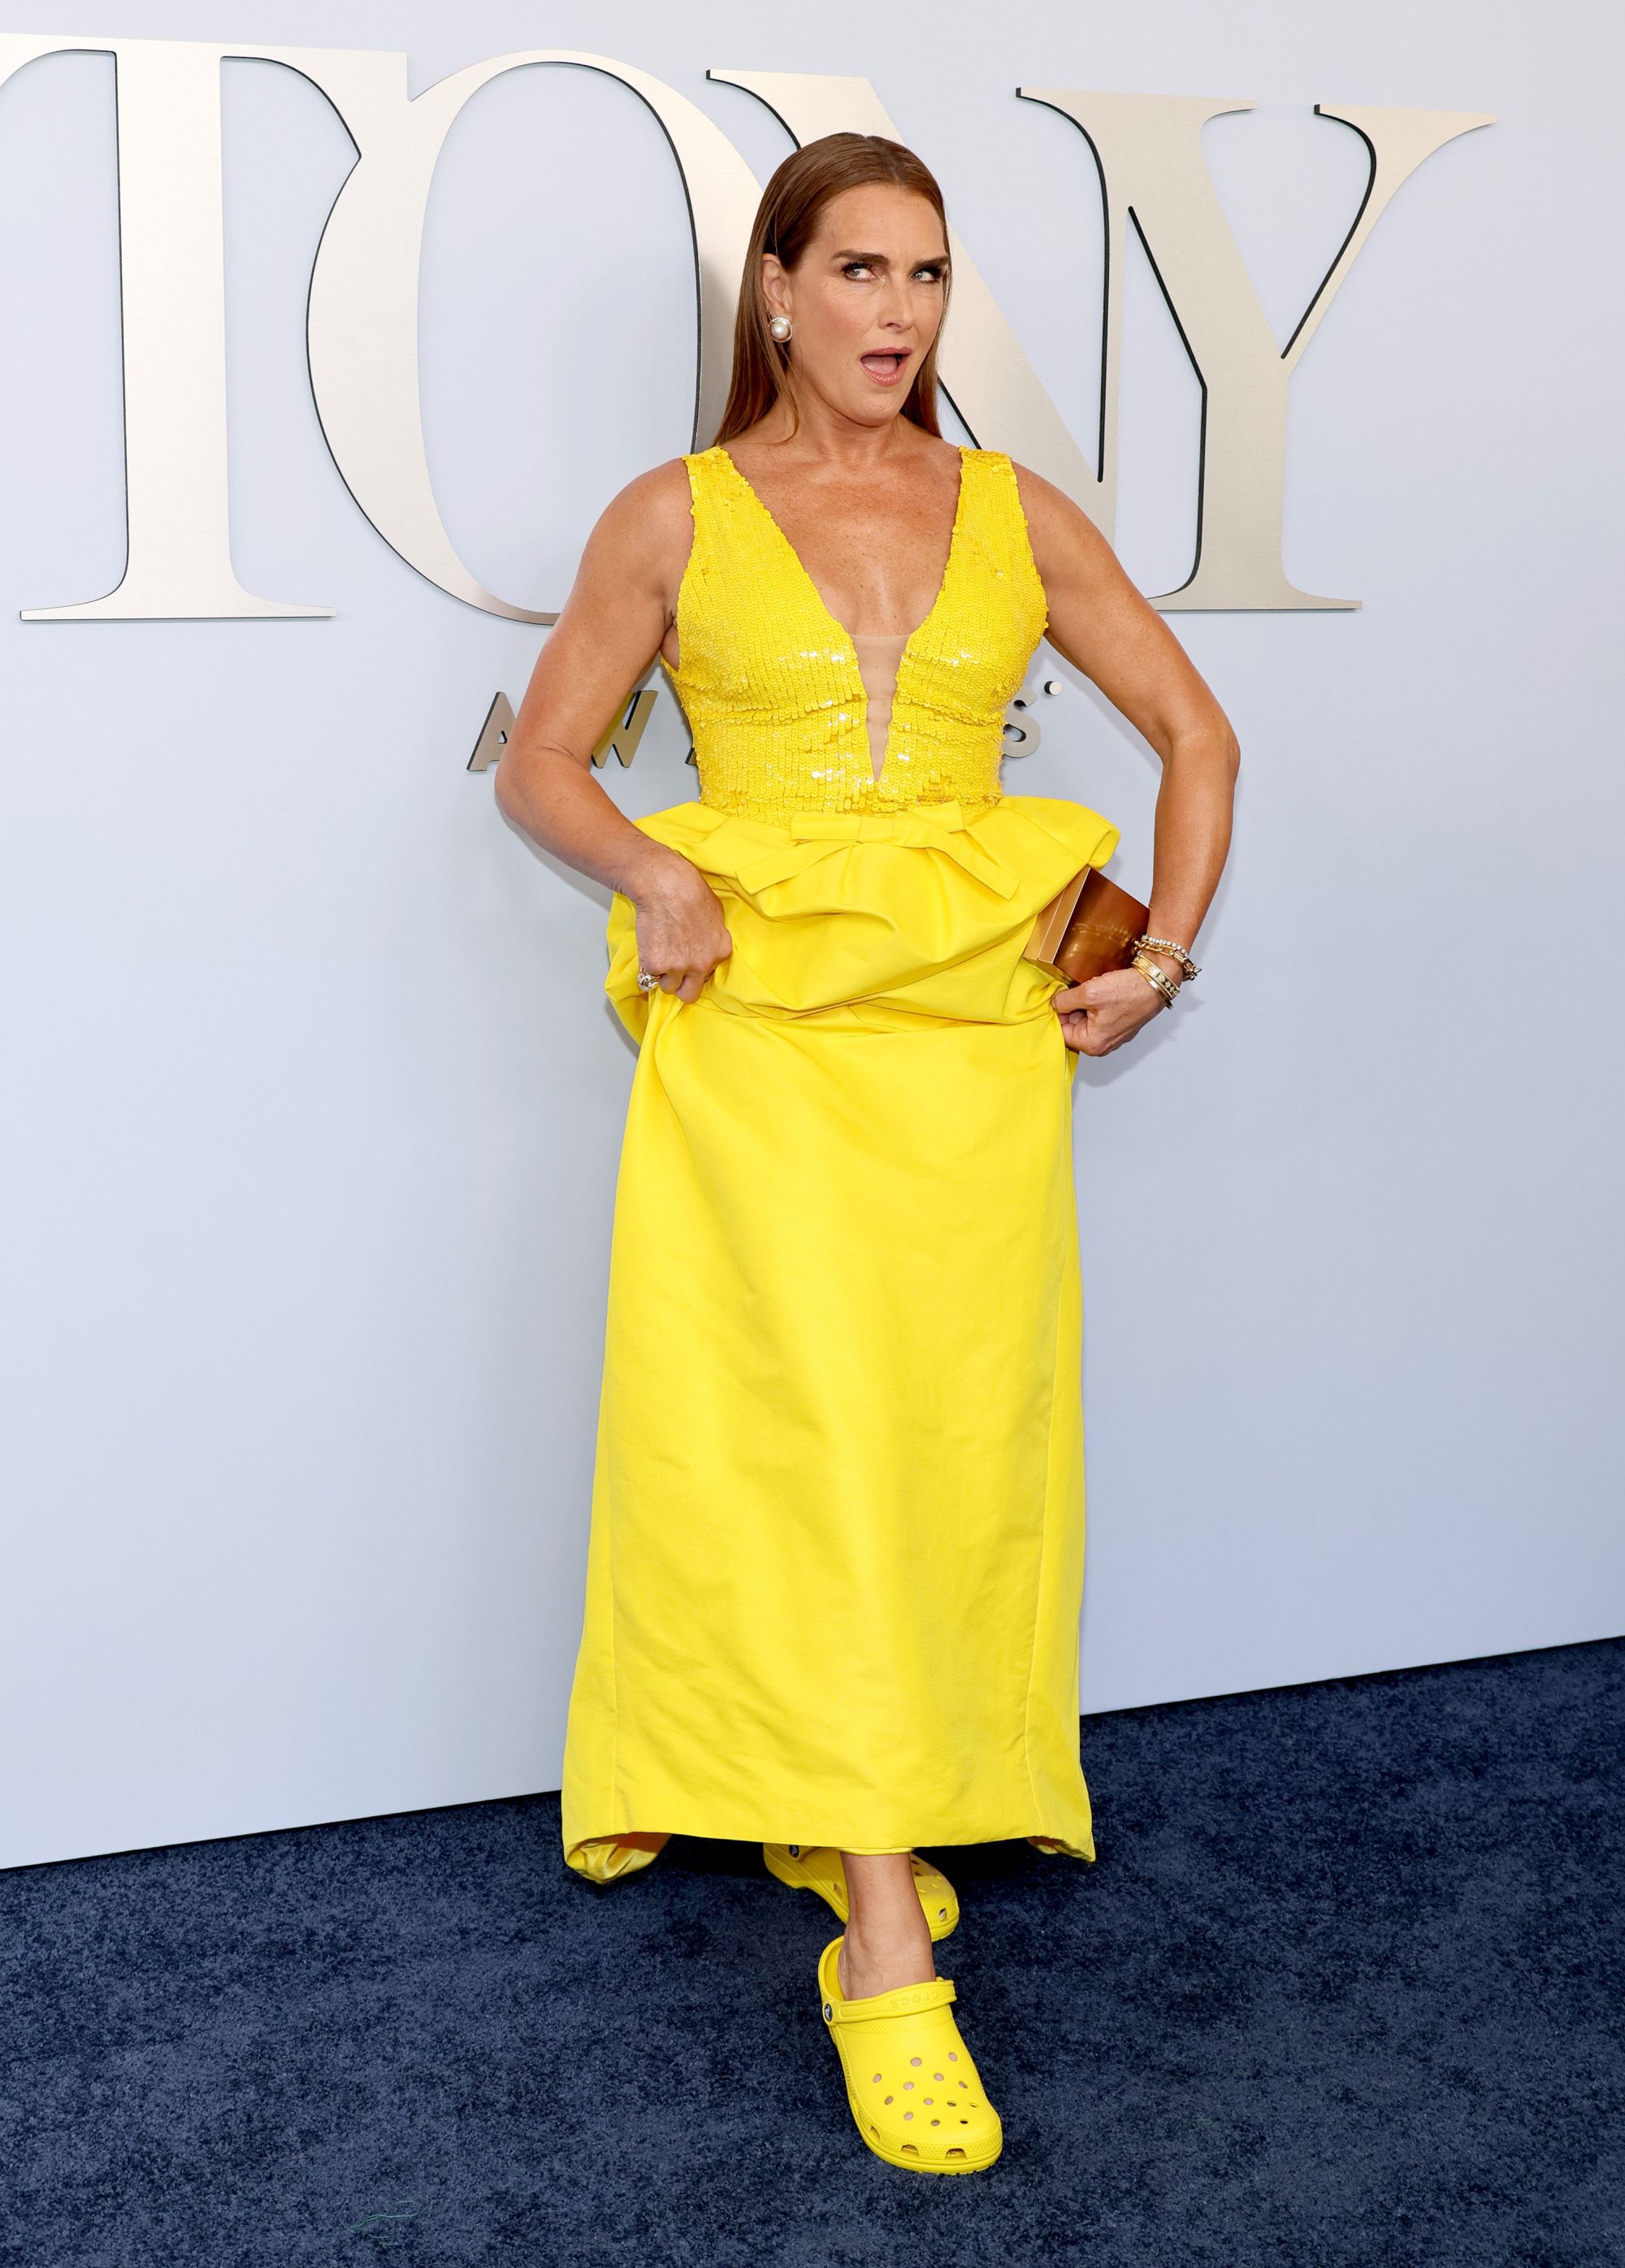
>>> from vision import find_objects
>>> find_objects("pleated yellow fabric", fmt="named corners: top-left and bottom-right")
top-left (560, 445), bottom-right (1120, 1878)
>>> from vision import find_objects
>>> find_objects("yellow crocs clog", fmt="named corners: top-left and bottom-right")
top-left (764, 1844), bottom-right (959, 1941)
top-left (817, 1936), bottom-right (1003, 2175)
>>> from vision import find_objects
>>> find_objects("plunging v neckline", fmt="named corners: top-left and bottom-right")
top-left (713, 444), bottom-right (971, 784)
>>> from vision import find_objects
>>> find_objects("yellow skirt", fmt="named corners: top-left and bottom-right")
top-left (560, 792), bottom-right (1120, 1880)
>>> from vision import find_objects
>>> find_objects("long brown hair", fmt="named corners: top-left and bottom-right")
top-left (712, 133), bottom-right (951, 447)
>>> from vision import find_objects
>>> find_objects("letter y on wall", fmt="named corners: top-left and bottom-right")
top-left (713, 71), bottom-right (1493, 611)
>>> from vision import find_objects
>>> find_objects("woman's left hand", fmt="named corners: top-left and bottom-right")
top-left (1052, 966), bottom-right (1170, 1056)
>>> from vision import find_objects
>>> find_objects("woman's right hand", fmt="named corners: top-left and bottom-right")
top-left (629, 850), bottom-right (733, 1003)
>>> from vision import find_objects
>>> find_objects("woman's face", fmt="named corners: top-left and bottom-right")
top-left (762, 183), bottom-right (950, 429)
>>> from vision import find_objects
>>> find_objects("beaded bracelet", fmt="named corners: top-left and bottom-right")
top-left (1132, 933), bottom-right (1201, 984)
top-left (1130, 952), bottom-right (1181, 1010)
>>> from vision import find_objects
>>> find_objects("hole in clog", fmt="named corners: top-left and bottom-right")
top-left (910, 2057), bottom-right (922, 2066)
top-left (934, 2071), bottom-right (944, 2080)
top-left (902, 2144), bottom-right (919, 2157)
top-left (930, 2118), bottom-right (941, 2126)
top-left (903, 2081), bottom-right (914, 2091)
top-left (872, 2073), bottom-right (881, 2083)
top-left (903, 2111), bottom-right (914, 2122)
top-left (884, 2095), bottom-right (894, 2105)
top-left (947, 2147), bottom-right (966, 2161)
top-left (924, 2097), bottom-right (934, 2105)
top-left (949, 2051), bottom-right (958, 2061)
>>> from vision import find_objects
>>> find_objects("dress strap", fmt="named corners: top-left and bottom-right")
top-left (970, 446), bottom-right (1029, 536)
top-left (964, 448), bottom-right (1047, 629)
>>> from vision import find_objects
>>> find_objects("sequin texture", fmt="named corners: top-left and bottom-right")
top-left (665, 445), bottom-right (1049, 826)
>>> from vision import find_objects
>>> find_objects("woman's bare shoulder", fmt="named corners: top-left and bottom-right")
top-left (588, 456), bottom-right (695, 549)
top-left (577, 456), bottom-right (696, 602)
top-left (1008, 458), bottom-right (1118, 583)
top-left (1008, 458), bottom-right (1103, 541)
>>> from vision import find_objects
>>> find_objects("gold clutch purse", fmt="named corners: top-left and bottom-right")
top-left (1022, 865), bottom-right (1150, 985)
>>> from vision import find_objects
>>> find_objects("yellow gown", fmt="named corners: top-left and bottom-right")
top-left (560, 444), bottom-right (1120, 1880)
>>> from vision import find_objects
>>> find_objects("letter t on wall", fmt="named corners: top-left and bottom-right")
top-left (0, 34), bottom-right (334, 621)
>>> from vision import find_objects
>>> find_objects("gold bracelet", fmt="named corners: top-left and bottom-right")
top-left (1133, 933), bottom-right (1200, 983)
top-left (1131, 952), bottom-right (1181, 1009)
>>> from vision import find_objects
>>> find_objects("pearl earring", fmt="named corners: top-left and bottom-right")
top-left (768, 314), bottom-right (792, 342)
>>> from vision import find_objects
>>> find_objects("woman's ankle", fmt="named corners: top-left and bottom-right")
top-left (838, 1853), bottom-right (936, 1997)
top-left (838, 1919), bottom-right (937, 1998)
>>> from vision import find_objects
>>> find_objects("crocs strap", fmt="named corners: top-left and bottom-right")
top-left (822, 1975), bottom-right (957, 2027)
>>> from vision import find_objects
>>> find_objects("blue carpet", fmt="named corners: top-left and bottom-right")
top-left (3, 1639), bottom-right (1621, 2267)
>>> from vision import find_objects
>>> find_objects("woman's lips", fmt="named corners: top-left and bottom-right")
top-left (860, 350), bottom-right (911, 386)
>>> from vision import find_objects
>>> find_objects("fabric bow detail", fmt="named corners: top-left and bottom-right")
top-left (725, 800), bottom-right (1019, 900)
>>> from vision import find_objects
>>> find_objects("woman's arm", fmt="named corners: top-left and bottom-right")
top-left (1014, 463), bottom-right (1241, 1056)
top-left (493, 461), bottom-right (733, 1003)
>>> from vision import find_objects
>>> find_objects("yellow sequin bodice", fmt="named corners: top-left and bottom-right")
top-left (665, 444), bottom-right (1049, 825)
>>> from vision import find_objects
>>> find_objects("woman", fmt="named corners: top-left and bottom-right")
top-left (495, 132), bottom-right (1238, 2175)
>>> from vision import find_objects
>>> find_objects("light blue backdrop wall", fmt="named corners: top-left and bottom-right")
top-left (2, 0), bottom-right (1618, 1868)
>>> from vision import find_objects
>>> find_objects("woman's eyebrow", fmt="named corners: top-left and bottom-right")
top-left (829, 249), bottom-right (950, 267)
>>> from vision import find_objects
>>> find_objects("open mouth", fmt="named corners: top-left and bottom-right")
top-left (860, 350), bottom-right (911, 386)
